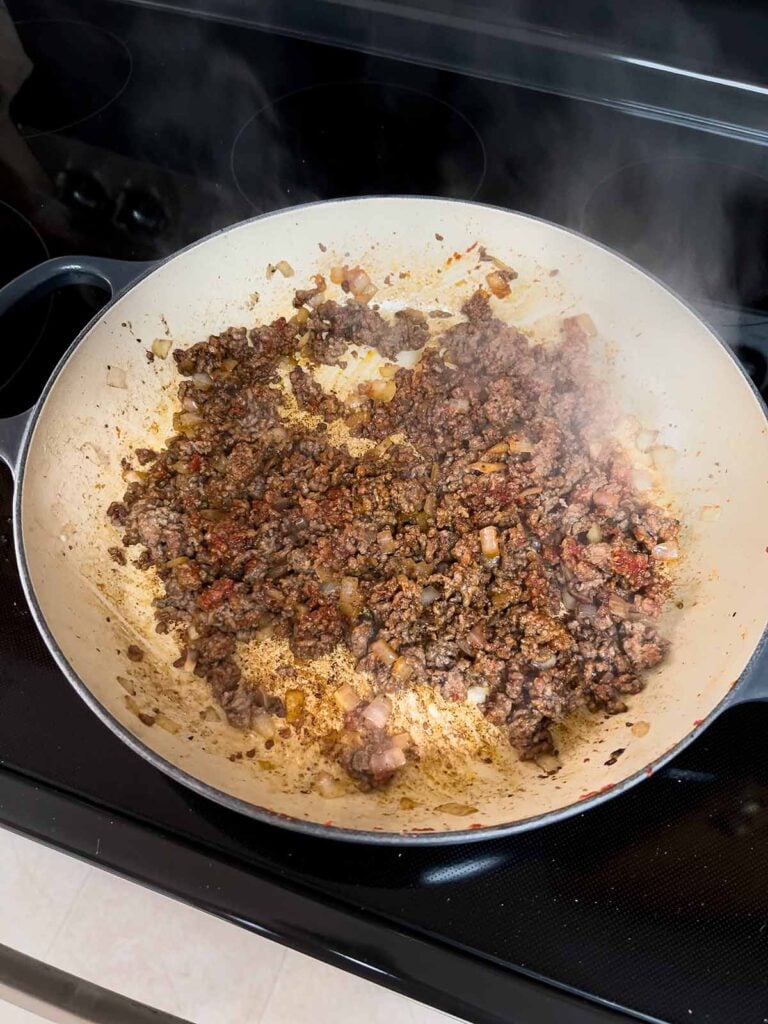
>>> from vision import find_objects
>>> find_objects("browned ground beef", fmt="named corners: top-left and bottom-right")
top-left (108, 286), bottom-right (678, 788)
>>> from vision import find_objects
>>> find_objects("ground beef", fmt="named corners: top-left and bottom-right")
top-left (109, 280), bottom-right (678, 789)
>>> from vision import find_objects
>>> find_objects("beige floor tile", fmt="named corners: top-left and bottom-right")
top-left (0, 999), bottom-right (48, 1023)
top-left (0, 832), bottom-right (91, 961)
top-left (45, 867), bottom-right (286, 1024)
top-left (261, 948), bottom-right (462, 1024)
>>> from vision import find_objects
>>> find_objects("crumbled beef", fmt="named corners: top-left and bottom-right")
top-left (135, 448), bottom-right (157, 465)
top-left (109, 280), bottom-right (677, 787)
top-left (289, 366), bottom-right (345, 422)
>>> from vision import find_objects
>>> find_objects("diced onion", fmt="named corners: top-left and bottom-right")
top-left (447, 397), bottom-right (470, 413)
top-left (466, 685), bottom-right (489, 706)
top-left (470, 461), bottom-right (506, 474)
top-left (592, 489), bottom-right (618, 509)
top-left (173, 411), bottom-right (204, 436)
top-left (531, 654), bottom-right (556, 670)
top-left (347, 267), bottom-right (376, 302)
top-left (535, 753), bottom-right (561, 774)
top-left (377, 528), bottom-right (396, 553)
top-left (164, 556), bottom-right (190, 569)
top-left (152, 338), bottom-right (172, 359)
top-left (479, 526), bottom-right (500, 560)
top-left (570, 313), bottom-right (597, 338)
top-left (507, 437), bottom-right (536, 454)
top-left (182, 650), bottom-right (198, 673)
top-left (253, 712), bottom-right (276, 739)
top-left (586, 524), bottom-right (603, 544)
top-left (651, 446), bottom-right (678, 472)
top-left (485, 270), bottom-right (511, 298)
top-left (106, 366), bottom-right (127, 389)
top-left (315, 771), bottom-right (345, 798)
top-left (338, 577), bottom-right (360, 618)
top-left (420, 585), bottom-right (440, 607)
top-left (379, 363), bottom-right (399, 379)
top-left (370, 745), bottom-right (406, 773)
top-left (254, 622), bottom-right (274, 642)
top-left (608, 594), bottom-right (634, 617)
top-left (370, 639), bottom-right (398, 667)
top-left (484, 441), bottom-right (509, 457)
top-left (335, 683), bottom-right (361, 712)
top-left (651, 542), bottom-right (679, 561)
top-left (284, 689), bottom-right (306, 724)
top-left (345, 410), bottom-right (371, 430)
top-left (561, 589), bottom-right (577, 611)
top-left (192, 372), bottom-right (213, 390)
top-left (330, 265), bottom-right (346, 285)
top-left (267, 260), bottom-right (294, 278)
top-left (635, 429), bottom-right (658, 452)
top-left (366, 379), bottom-right (397, 403)
top-left (484, 252), bottom-right (516, 274)
top-left (468, 624), bottom-right (486, 648)
top-left (123, 469), bottom-right (146, 484)
top-left (435, 802), bottom-right (478, 816)
top-left (390, 731), bottom-right (411, 750)
top-left (362, 695), bottom-right (392, 728)
top-left (391, 656), bottom-right (415, 683)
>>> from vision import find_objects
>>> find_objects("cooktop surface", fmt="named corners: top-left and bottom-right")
top-left (1, 2), bottom-right (768, 1022)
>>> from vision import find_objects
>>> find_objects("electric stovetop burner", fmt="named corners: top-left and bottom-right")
top-left (10, 18), bottom-right (132, 137)
top-left (231, 82), bottom-right (487, 209)
top-left (581, 157), bottom-right (768, 313)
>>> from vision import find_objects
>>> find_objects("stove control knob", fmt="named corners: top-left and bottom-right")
top-left (115, 189), bottom-right (167, 234)
top-left (56, 170), bottom-right (110, 217)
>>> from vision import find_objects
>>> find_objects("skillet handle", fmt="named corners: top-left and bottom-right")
top-left (0, 255), bottom-right (156, 475)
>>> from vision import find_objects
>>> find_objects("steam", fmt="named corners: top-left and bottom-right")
top-left (506, 4), bottom-right (768, 312)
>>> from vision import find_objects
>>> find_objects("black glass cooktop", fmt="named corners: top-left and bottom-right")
top-left (2, 2), bottom-right (768, 1022)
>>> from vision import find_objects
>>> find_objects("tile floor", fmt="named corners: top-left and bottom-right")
top-left (0, 828), bottom-right (458, 1024)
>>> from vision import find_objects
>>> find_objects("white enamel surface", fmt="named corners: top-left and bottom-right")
top-left (18, 197), bottom-right (768, 836)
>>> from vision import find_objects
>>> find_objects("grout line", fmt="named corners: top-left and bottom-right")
top-left (39, 868), bottom-right (94, 964)
top-left (248, 945), bottom-right (289, 1024)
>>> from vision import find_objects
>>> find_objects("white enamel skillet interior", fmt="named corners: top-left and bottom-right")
top-left (1, 197), bottom-right (767, 844)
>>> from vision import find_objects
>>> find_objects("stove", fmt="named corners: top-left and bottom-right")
top-left (1, 2), bottom-right (768, 1022)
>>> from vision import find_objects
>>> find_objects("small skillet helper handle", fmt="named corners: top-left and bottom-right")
top-left (0, 256), bottom-right (155, 475)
